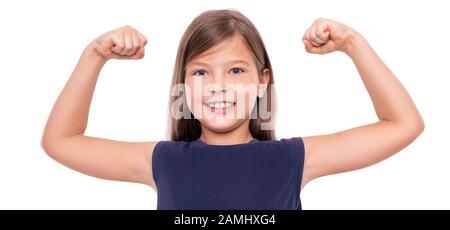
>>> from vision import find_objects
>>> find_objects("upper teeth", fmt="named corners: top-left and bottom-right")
top-left (208, 102), bottom-right (234, 109)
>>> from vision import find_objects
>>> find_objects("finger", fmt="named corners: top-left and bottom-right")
top-left (131, 33), bottom-right (141, 55)
top-left (303, 28), bottom-right (319, 46)
top-left (110, 48), bottom-right (142, 60)
top-left (325, 23), bottom-right (336, 40)
top-left (303, 39), bottom-right (316, 53)
top-left (302, 24), bottom-right (314, 42)
top-left (133, 47), bottom-right (145, 59)
top-left (308, 30), bottom-right (324, 47)
top-left (310, 25), bottom-right (330, 46)
top-left (111, 34), bottom-right (125, 54)
top-left (316, 23), bottom-right (330, 42)
top-left (123, 32), bottom-right (134, 56)
top-left (110, 52), bottom-right (135, 60)
top-left (311, 25), bottom-right (327, 43)
top-left (304, 39), bottom-right (329, 54)
top-left (138, 33), bottom-right (148, 47)
top-left (100, 34), bottom-right (114, 50)
top-left (302, 28), bottom-right (309, 42)
top-left (302, 39), bottom-right (311, 50)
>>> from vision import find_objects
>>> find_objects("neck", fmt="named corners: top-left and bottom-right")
top-left (200, 120), bottom-right (254, 145)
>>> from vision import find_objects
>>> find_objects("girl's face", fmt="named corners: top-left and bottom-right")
top-left (184, 34), bottom-right (270, 133)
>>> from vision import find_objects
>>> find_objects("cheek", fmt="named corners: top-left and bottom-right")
top-left (231, 84), bottom-right (259, 119)
top-left (185, 81), bottom-right (204, 115)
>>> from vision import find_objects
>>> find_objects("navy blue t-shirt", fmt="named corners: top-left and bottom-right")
top-left (152, 137), bottom-right (305, 210)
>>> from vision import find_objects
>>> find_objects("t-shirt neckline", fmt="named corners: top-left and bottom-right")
top-left (195, 138), bottom-right (257, 147)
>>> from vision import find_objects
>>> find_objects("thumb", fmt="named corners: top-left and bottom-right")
top-left (324, 23), bottom-right (337, 41)
top-left (110, 47), bottom-right (145, 60)
top-left (316, 23), bottom-right (331, 42)
top-left (303, 38), bottom-right (334, 54)
top-left (317, 41), bottom-right (336, 54)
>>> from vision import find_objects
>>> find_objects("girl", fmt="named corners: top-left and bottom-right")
top-left (41, 10), bottom-right (424, 210)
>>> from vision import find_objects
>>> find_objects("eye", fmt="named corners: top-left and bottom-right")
top-left (230, 67), bottom-right (245, 75)
top-left (193, 69), bottom-right (207, 77)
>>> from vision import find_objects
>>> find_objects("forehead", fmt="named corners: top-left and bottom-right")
top-left (187, 34), bottom-right (255, 66)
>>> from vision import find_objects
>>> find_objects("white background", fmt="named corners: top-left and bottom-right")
top-left (1, 0), bottom-right (449, 209)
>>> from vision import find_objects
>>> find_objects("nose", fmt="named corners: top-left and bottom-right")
top-left (209, 72), bottom-right (227, 94)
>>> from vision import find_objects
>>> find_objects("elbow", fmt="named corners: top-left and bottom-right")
top-left (416, 118), bottom-right (425, 135)
top-left (41, 124), bottom-right (53, 155)
top-left (41, 132), bottom-right (80, 159)
top-left (402, 116), bottom-right (425, 140)
top-left (40, 132), bottom-right (60, 158)
top-left (411, 111), bottom-right (425, 136)
top-left (386, 114), bottom-right (425, 143)
top-left (40, 134), bottom-right (53, 156)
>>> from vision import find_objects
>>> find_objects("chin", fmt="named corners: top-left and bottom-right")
top-left (200, 118), bottom-right (245, 133)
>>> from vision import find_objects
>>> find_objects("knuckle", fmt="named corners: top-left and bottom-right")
top-left (140, 36), bottom-right (148, 45)
top-left (121, 25), bottom-right (136, 33)
top-left (123, 25), bottom-right (133, 30)
top-left (315, 18), bottom-right (325, 22)
top-left (115, 44), bottom-right (124, 49)
top-left (124, 46), bottom-right (133, 52)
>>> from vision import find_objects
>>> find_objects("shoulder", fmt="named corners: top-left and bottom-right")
top-left (252, 137), bottom-right (305, 166)
top-left (153, 140), bottom-right (196, 152)
top-left (258, 137), bottom-right (305, 154)
top-left (151, 140), bottom-right (199, 161)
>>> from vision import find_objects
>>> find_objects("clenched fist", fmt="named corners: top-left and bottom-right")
top-left (89, 25), bottom-right (148, 61)
top-left (302, 18), bottom-right (361, 55)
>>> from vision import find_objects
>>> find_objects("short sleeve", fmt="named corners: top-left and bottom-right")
top-left (151, 141), bottom-right (168, 186)
top-left (282, 137), bottom-right (305, 209)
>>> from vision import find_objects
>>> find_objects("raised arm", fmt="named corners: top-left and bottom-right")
top-left (41, 26), bottom-right (157, 190)
top-left (300, 19), bottom-right (424, 188)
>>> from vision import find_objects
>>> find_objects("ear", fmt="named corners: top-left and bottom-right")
top-left (258, 68), bottom-right (271, 98)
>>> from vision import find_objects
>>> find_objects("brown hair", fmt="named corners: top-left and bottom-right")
top-left (168, 9), bottom-right (277, 141)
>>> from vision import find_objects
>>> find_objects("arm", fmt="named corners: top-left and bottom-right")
top-left (41, 26), bottom-right (157, 190)
top-left (300, 19), bottom-right (424, 188)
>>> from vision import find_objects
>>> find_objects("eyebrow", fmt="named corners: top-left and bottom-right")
top-left (228, 60), bottom-right (250, 66)
top-left (187, 59), bottom-right (250, 67)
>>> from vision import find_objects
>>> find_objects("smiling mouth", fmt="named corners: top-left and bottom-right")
top-left (204, 101), bottom-right (236, 114)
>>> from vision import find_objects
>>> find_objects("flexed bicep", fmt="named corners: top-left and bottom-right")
top-left (300, 19), bottom-right (424, 188)
top-left (42, 135), bottom-right (158, 190)
top-left (301, 121), bottom-right (423, 187)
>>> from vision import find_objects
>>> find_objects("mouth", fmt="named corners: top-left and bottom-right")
top-left (204, 101), bottom-right (236, 115)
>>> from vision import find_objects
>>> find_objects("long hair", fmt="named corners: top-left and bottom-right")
top-left (168, 9), bottom-right (277, 141)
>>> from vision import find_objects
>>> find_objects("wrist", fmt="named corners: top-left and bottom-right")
top-left (83, 42), bottom-right (108, 65)
top-left (342, 31), bottom-right (368, 57)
